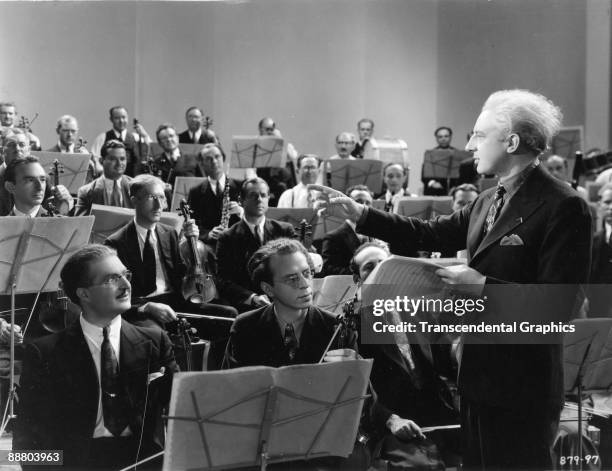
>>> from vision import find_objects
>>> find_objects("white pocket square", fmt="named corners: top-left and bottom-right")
top-left (500, 234), bottom-right (524, 246)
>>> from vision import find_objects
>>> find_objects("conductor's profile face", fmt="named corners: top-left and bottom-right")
top-left (466, 110), bottom-right (510, 176)
top-left (110, 108), bottom-right (128, 132)
top-left (8, 162), bottom-right (46, 207)
top-left (0, 105), bottom-right (15, 127)
top-left (264, 251), bottom-right (314, 310)
top-left (133, 183), bottom-right (166, 225)
top-left (79, 255), bottom-right (132, 317)
top-left (243, 182), bottom-right (269, 217)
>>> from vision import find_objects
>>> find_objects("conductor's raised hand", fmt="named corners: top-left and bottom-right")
top-left (307, 185), bottom-right (365, 223)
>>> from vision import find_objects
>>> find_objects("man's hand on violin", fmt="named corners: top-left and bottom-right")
top-left (51, 184), bottom-right (73, 215)
top-left (140, 302), bottom-right (178, 325)
top-left (183, 220), bottom-right (199, 239)
top-left (0, 319), bottom-right (22, 345)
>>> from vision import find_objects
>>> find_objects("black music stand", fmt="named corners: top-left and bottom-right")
top-left (422, 149), bottom-right (468, 191)
top-left (0, 216), bottom-right (94, 435)
top-left (327, 159), bottom-right (383, 195)
top-left (564, 318), bottom-right (612, 471)
top-left (163, 361), bottom-right (371, 470)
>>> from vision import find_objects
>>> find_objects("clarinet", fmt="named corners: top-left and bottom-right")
top-left (219, 178), bottom-right (232, 229)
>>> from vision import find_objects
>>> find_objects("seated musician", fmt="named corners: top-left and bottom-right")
top-left (90, 105), bottom-right (152, 177)
top-left (350, 241), bottom-right (460, 467)
top-left (422, 126), bottom-right (458, 196)
top-left (317, 133), bottom-right (357, 185)
top-left (152, 123), bottom-right (203, 194)
top-left (351, 118), bottom-right (375, 159)
top-left (74, 140), bottom-right (133, 215)
top-left (104, 174), bottom-right (237, 329)
top-left (376, 163), bottom-right (417, 212)
top-left (544, 154), bottom-right (588, 200)
top-left (277, 154), bottom-right (320, 208)
top-left (225, 239), bottom-right (429, 469)
top-left (178, 106), bottom-right (218, 145)
top-left (0, 101), bottom-right (41, 150)
top-left (321, 185), bottom-right (375, 276)
top-left (187, 143), bottom-right (242, 246)
top-left (216, 177), bottom-right (297, 312)
top-left (0, 129), bottom-right (73, 216)
top-left (14, 244), bottom-right (178, 470)
top-left (47, 114), bottom-right (102, 183)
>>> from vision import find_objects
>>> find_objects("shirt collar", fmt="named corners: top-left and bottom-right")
top-left (242, 216), bottom-right (265, 234)
top-left (102, 175), bottom-right (123, 186)
top-left (273, 305), bottom-right (307, 337)
top-left (207, 174), bottom-right (226, 190)
top-left (12, 205), bottom-right (40, 217)
top-left (191, 129), bottom-right (202, 140)
top-left (499, 160), bottom-right (539, 200)
top-left (58, 141), bottom-right (75, 153)
top-left (113, 129), bottom-right (127, 141)
top-left (165, 148), bottom-right (181, 161)
top-left (80, 312), bottom-right (122, 339)
top-left (134, 218), bottom-right (157, 239)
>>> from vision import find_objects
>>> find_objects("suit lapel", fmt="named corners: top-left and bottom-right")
top-left (119, 321), bottom-right (152, 410)
top-left (121, 177), bottom-right (133, 208)
top-left (155, 224), bottom-right (173, 274)
top-left (92, 177), bottom-right (107, 205)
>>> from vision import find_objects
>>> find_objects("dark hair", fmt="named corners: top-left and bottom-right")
top-left (297, 154), bottom-right (320, 169)
top-left (434, 126), bottom-right (453, 137)
top-left (241, 177), bottom-right (269, 200)
top-left (101, 139), bottom-right (126, 159)
top-left (185, 106), bottom-right (203, 117)
top-left (155, 123), bottom-right (176, 142)
top-left (248, 238), bottom-right (314, 289)
top-left (5, 156), bottom-right (41, 183)
top-left (60, 244), bottom-right (117, 306)
top-left (450, 183), bottom-right (479, 200)
top-left (383, 162), bottom-right (408, 176)
top-left (357, 118), bottom-right (374, 129)
top-left (349, 240), bottom-right (390, 283)
top-left (346, 184), bottom-right (372, 197)
top-left (129, 173), bottom-right (165, 198)
top-left (198, 143), bottom-right (226, 163)
top-left (108, 106), bottom-right (127, 119)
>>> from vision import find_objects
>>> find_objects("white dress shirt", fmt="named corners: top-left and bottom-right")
top-left (80, 314), bottom-right (131, 438)
top-left (91, 129), bottom-right (151, 158)
top-left (134, 220), bottom-right (170, 295)
top-left (208, 174), bottom-right (226, 196)
top-left (277, 182), bottom-right (317, 208)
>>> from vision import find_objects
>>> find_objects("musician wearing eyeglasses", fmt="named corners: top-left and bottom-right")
top-left (0, 129), bottom-right (73, 216)
top-left (104, 174), bottom-right (236, 328)
top-left (74, 140), bottom-right (133, 216)
top-left (351, 118), bottom-right (375, 159)
top-left (14, 244), bottom-right (178, 469)
top-left (178, 106), bottom-right (218, 145)
top-left (0, 102), bottom-right (41, 151)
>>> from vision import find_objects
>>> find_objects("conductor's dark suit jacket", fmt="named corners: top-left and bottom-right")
top-left (104, 221), bottom-right (185, 298)
top-left (357, 165), bottom-right (592, 414)
top-left (216, 219), bottom-right (295, 304)
top-left (187, 177), bottom-right (242, 244)
top-left (14, 320), bottom-right (178, 469)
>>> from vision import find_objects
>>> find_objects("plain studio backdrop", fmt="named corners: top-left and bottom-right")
top-left (0, 0), bottom-right (609, 192)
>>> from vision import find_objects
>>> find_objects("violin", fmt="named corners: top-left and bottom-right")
top-left (178, 200), bottom-right (218, 304)
top-left (168, 317), bottom-right (199, 371)
top-left (42, 159), bottom-right (63, 215)
top-left (18, 113), bottom-right (40, 150)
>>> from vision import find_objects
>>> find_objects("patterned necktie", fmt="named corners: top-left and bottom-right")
top-left (483, 185), bottom-right (506, 235)
top-left (142, 230), bottom-right (157, 294)
top-left (284, 323), bottom-right (298, 361)
top-left (110, 180), bottom-right (121, 207)
top-left (101, 326), bottom-right (129, 437)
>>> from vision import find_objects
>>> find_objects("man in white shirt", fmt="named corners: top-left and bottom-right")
top-left (277, 154), bottom-right (320, 208)
top-left (90, 106), bottom-right (152, 176)
top-left (377, 163), bottom-right (417, 212)
top-left (0, 101), bottom-right (41, 150)
top-left (14, 243), bottom-right (177, 469)
top-left (177, 106), bottom-right (218, 145)
top-left (351, 119), bottom-right (374, 158)
top-left (75, 140), bottom-right (133, 216)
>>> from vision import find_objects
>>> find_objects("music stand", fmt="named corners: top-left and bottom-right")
top-left (422, 149), bottom-right (467, 190)
top-left (163, 360), bottom-right (372, 470)
top-left (32, 151), bottom-right (90, 194)
top-left (0, 216), bottom-right (94, 435)
top-left (564, 318), bottom-right (612, 471)
top-left (315, 275), bottom-right (357, 315)
top-left (171, 177), bottom-right (206, 215)
top-left (328, 159), bottom-right (383, 195)
top-left (395, 196), bottom-right (453, 219)
top-left (231, 136), bottom-right (286, 169)
top-left (90, 204), bottom-right (183, 243)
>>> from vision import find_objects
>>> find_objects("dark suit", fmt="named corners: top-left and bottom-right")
top-left (321, 221), bottom-right (367, 276)
top-left (216, 219), bottom-right (296, 307)
top-left (187, 177), bottom-right (242, 244)
top-left (586, 229), bottom-right (612, 317)
top-left (178, 130), bottom-right (216, 145)
top-left (14, 319), bottom-right (177, 469)
top-left (152, 151), bottom-right (202, 188)
top-left (356, 165), bottom-right (592, 468)
top-left (74, 175), bottom-right (133, 216)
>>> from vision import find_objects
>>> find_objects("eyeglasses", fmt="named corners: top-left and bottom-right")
top-left (275, 268), bottom-right (315, 288)
top-left (88, 270), bottom-right (132, 287)
top-left (140, 194), bottom-right (166, 203)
